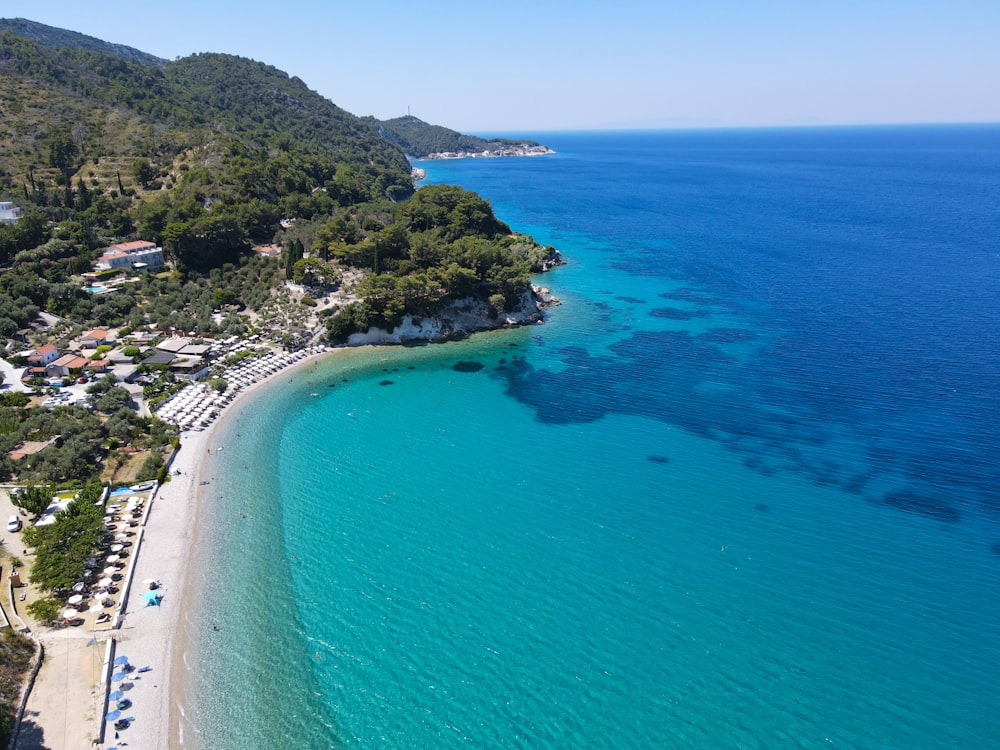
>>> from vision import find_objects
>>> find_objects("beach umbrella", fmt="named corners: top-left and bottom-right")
top-left (105, 709), bottom-right (121, 722)
top-left (106, 555), bottom-right (119, 563)
top-left (103, 566), bottom-right (118, 575)
top-left (109, 689), bottom-right (124, 702)
top-left (114, 655), bottom-right (130, 666)
top-left (110, 671), bottom-right (127, 682)
top-left (89, 603), bottom-right (105, 613)
top-left (142, 589), bottom-right (161, 607)
top-left (98, 577), bottom-right (114, 587)
top-left (62, 608), bottom-right (79, 620)
top-left (67, 594), bottom-right (84, 605)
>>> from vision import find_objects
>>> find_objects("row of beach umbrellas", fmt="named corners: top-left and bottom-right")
top-left (154, 346), bottom-right (327, 429)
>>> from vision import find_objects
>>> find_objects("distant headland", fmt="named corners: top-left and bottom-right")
top-left (369, 114), bottom-right (555, 160)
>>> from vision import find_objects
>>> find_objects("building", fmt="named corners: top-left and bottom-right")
top-left (171, 357), bottom-right (210, 381)
top-left (27, 344), bottom-right (60, 367)
top-left (95, 240), bottom-right (165, 272)
top-left (48, 354), bottom-right (90, 378)
top-left (0, 201), bottom-right (22, 225)
top-left (87, 359), bottom-right (111, 375)
top-left (80, 328), bottom-right (110, 348)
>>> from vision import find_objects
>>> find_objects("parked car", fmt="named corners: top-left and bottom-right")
top-left (7, 515), bottom-right (21, 532)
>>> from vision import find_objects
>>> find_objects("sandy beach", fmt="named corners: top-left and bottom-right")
top-left (11, 347), bottom-right (335, 750)
top-left (121, 347), bottom-right (334, 750)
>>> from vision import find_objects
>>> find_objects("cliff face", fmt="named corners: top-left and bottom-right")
top-left (347, 290), bottom-right (548, 346)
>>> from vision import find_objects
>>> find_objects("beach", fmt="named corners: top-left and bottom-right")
top-left (122, 347), bottom-right (335, 749)
top-left (11, 346), bottom-right (334, 750)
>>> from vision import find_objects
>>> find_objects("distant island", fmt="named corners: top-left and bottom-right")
top-left (369, 115), bottom-right (555, 160)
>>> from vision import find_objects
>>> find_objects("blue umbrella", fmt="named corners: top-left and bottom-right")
top-left (108, 690), bottom-right (123, 701)
top-left (141, 589), bottom-right (160, 607)
top-left (110, 672), bottom-right (127, 682)
top-left (105, 709), bottom-right (121, 721)
top-left (113, 655), bottom-right (129, 666)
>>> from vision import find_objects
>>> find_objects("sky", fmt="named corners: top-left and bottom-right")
top-left (7, 1), bottom-right (1000, 133)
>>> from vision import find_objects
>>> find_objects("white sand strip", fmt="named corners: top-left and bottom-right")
top-left (106, 347), bottom-right (334, 750)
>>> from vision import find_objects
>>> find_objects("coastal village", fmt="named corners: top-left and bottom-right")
top-left (423, 144), bottom-right (556, 159)
top-left (0, 225), bottom-right (348, 748)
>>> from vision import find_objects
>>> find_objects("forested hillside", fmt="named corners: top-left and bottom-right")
top-left (0, 19), bottom-right (557, 342)
top-left (371, 115), bottom-right (542, 158)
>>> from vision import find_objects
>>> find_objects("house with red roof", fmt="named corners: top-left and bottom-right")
top-left (95, 240), bottom-right (164, 272)
top-left (80, 328), bottom-right (110, 348)
top-left (27, 344), bottom-right (59, 366)
top-left (48, 354), bottom-right (90, 377)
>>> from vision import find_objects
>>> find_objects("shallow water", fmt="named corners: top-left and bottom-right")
top-left (188, 126), bottom-right (1000, 748)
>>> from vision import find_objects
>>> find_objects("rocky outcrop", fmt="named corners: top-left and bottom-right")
top-left (347, 289), bottom-right (552, 346)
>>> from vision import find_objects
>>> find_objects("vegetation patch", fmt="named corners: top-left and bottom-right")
top-left (0, 628), bottom-right (36, 747)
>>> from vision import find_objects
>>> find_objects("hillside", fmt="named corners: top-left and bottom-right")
top-left (0, 17), bottom-right (166, 67)
top-left (0, 20), bottom-right (559, 338)
top-left (371, 114), bottom-right (547, 158)
top-left (0, 30), bottom-right (414, 208)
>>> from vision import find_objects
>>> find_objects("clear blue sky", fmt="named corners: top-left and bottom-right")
top-left (8, 1), bottom-right (1000, 132)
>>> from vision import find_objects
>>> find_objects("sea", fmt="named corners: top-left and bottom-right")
top-left (183, 125), bottom-right (1000, 749)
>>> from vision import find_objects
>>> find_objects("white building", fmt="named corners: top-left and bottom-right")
top-left (0, 201), bottom-right (22, 225)
top-left (95, 240), bottom-right (165, 272)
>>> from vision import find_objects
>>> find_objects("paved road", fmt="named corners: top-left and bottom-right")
top-left (0, 358), bottom-right (30, 392)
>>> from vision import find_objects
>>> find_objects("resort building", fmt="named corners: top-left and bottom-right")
top-left (95, 240), bottom-right (165, 272)
top-left (171, 357), bottom-right (210, 381)
top-left (0, 201), bottom-right (22, 225)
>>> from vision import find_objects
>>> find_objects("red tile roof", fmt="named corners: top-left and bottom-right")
top-left (109, 240), bottom-right (157, 252)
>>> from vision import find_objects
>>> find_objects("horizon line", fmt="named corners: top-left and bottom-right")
top-left (464, 120), bottom-right (1000, 136)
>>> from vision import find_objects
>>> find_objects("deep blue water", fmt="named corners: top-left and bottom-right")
top-left (187, 126), bottom-right (1000, 748)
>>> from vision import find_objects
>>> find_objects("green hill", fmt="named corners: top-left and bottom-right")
top-left (0, 20), bottom-right (557, 347)
top-left (371, 115), bottom-right (545, 158)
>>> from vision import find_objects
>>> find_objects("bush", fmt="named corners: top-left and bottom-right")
top-left (300, 296), bottom-right (317, 307)
top-left (26, 597), bottom-right (61, 624)
top-left (136, 451), bottom-right (164, 482)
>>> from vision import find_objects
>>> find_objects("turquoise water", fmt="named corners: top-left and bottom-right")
top-left (188, 127), bottom-right (1000, 748)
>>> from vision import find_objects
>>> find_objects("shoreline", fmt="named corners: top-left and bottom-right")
top-left (99, 346), bottom-right (336, 750)
top-left (15, 298), bottom-right (559, 749)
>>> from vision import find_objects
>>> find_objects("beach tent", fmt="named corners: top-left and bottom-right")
top-left (142, 589), bottom-right (161, 607)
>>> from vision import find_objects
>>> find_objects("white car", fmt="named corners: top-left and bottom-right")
top-left (7, 515), bottom-right (21, 532)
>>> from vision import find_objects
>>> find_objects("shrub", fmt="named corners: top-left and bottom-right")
top-left (26, 597), bottom-right (60, 624)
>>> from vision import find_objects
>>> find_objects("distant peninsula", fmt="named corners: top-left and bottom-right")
top-left (369, 115), bottom-right (555, 160)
